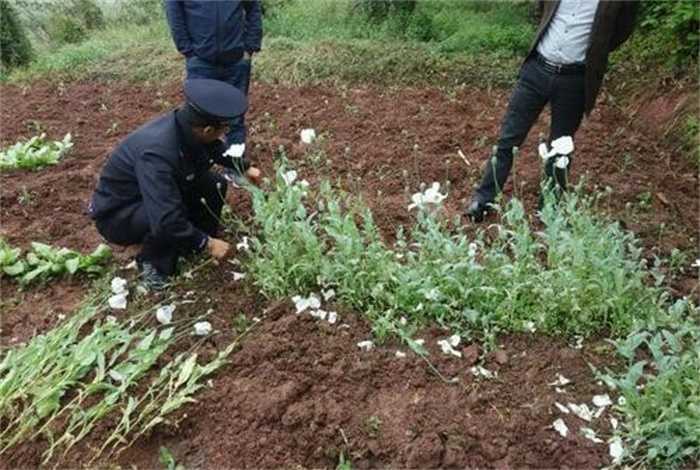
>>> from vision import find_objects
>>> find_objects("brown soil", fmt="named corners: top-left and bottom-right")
top-left (0, 76), bottom-right (698, 468)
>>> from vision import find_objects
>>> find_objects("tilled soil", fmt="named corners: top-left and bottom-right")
top-left (0, 76), bottom-right (698, 467)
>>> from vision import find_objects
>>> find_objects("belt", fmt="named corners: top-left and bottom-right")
top-left (534, 52), bottom-right (585, 75)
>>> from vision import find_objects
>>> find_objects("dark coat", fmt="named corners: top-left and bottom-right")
top-left (165, 0), bottom-right (263, 63)
top-left (529, 0), bottom-right (639, 115)
top-left (90, 111), bottom-right (237, 252)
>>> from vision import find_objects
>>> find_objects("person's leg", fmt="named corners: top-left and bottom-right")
top-left (95, 203), bottom-right (178, 282)
top-left (184, 171), bottom-right (228, 237)
top-left (543, 71), bottom-right (586, 198)
top-left (222, 56), bottom-right (252, 148)
top-left (468, 59), bottom-right (551, 220)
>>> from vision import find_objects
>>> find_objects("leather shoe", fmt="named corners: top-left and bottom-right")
top-left (465, 199), bottom-right (489, 223)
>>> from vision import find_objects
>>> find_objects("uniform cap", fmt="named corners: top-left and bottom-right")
top-left (183, 79), bottom-right (247, 122)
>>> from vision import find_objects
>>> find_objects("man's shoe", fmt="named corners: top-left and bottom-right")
top-left (465, 199), bottom-right (489, 223)
top-left (138, 261), bottom-right (169, 291)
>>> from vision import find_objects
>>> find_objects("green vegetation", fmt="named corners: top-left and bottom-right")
top-left (0, 239), bottom-right (111, 285)
top-left (245, 157), bottom-right (689, 344)
top-left (0, 283), bottom-right (241, 464)
top-left (600, 303), bottom-right (700, 467)
top-left (0, 133), bottom-right (72, 172)
top-left (0, 0), bottom-right (34, 69)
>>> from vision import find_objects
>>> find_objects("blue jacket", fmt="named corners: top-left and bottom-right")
top-left (91, 110), bottom-right (241, 252)
top-left (165, 0), bottom-right (263, 63)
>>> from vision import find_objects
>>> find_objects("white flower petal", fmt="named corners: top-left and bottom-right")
top-left (568, 403), bottom-right (594, 422)
top-left (555, 402), bottom-right (570, 414)
top-left (610, 417), bottom-right (619, 430)
top-left (327, 311), bottom-right (338, 324)
top-left (448, 334), bottom-right (461, 348)
top-left (156, 304), bottom-right (175, 325)
top-left (609, 437), bottom-right (624, 464)
top-left (357, 340), bottom-right (373, 351)
top-left (395, 351), bottom-right (407, 358)
top-left (108, 370), bottom-right (125, 383)
top-left (581, 427), bottom-right (604, 444)
top-left (470, 366), bottom-right (496, 379)
top-left (437, 339), bottom-right (462, 358)
top-left (551, 136), bottom-right (574, 155)
top-left (232, 272), bottom-right (246, 281)
top-left (193, 321), bottom-right (212, 336)
top-left (552, 418), bottom-right (569, 437)
top-left (593, 394), bottom-right (613, 408)
top-left (554, 155), bottom-right (570, 169)
top-left (549, 373), bottom-right (572, 387)
top-left (322, 289), bottom-right (335, 301)
top-left (300, 128), bottom-right (316, 144)
top-left (282, 170), bottom-right (298, 186)
top-left (111, 277), bottom-right (128, 295)
top-left (223, 143), bottom-right (246, 159)
top-left (414, 339), bottom-right (425, 346)
top-left (108, 293), bottom-right (128, 310)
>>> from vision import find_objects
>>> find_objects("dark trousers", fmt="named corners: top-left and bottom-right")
top-left (95, 172), bottom-right (227, 275)
top-left (474, 58), bottom-right (586, 204)
top-left (186, 55), bottom-right (252, 148)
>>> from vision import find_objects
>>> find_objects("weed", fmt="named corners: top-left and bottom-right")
top-left (365, 415), bottom-right (382, 438)
top-left (337, 451), bottom-right (353, 470)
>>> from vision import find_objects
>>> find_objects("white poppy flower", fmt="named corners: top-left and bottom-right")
top-left (551, 136), bottom-right (574, 155)
top-left (618, 396), bottom-right (627, 406)
top-left (399, 316), bottom-right (408, 326)
top-left (581, 427), bottom-right (604, 444)
top-left (448, 335), bottom-right (460, 348)
top-left (236, 236), bottom-right (250, 252)
top-left (282, 170), bottom-right (298, 186)
top-left (327, 311), bottom-right (338, 324)
top-left (408, 182), bottom-right (447, 211)
top-left (592, 394), bottom-right (613, 408)
top-left (300, 128), bottom-right (316, 144)
top-left (232, 272), bottom-right (246, 281)
top-left (111, 277), bottom-right (128, 294)
top-left (552, 418), bottom-right (568, 437)
top-left (357, 340), bottom-right (374, 351)
top-left (524, 321), bottom-right (537, 333)
top-left (322, 289), bottom-right (335, 301)
top-left (554, 155), bottom-right (570, 169)
top-left (568, 403), bottom-right (594, 421)
top-left (395, 351), bottom-right (407, 358)
top-left (193, 321), bottom-right (212, 336)
top-left (108, 293), bottom-right (128, 310)
top-left (468, 242), bottom-right (478, 257)
top-left (609, 437), bottom-right (624, 464)
top-left (610, 417), bottom-right (618, 430)
top-left (156, 304), bottom-right (175, 325)
top-left (437, 339), bottom-right (462, 358)
top-left (549, 373), bottom-right (572, 387)
top-left (223, 143), bottom-right (245, 159)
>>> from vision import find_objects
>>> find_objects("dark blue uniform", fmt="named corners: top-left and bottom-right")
top-left (90, 109), bottom-right (244, 275)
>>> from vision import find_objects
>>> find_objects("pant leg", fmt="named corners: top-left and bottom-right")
top-left (185, 56), bottom-right (219, 80)
top-left (183, 171), bottom-right (228, 237)
top-left (222, 57), bottom-right (252, 148)
top-left (474, 59), bottom-right (551, 203)
top-left (545, 71), bottom-right (586, 194)
top-left (95, 203), bottom-right (179, 275)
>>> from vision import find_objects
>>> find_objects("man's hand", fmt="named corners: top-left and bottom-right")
top-left (246, 166), bottom-right (262, 185)
top-left (207, 237), bottom-right (231, 259)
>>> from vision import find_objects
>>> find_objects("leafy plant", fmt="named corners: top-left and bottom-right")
top-left (0, 133), bottom-right (73, 172)
top-left (599, 299), bottom-right (700, 467)
top-left (0, 240), bottom-right (112, 285)
top-left (0, 0), bottom-right (34, 69)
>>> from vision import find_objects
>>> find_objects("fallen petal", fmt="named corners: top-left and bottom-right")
top-left (156, 304), bottom-right (175, 325)
top-left (108, 293), bottom-right (128, 310)
top-left (555, 402), bottom-right (570, 414)
top-left (592, 394), bottom-right (613, 408)
top-left (232, 272), bottom-right (246, 281)
top-left (111, 277), bottom-right (128, 294)
top-left (357, 340), bottom-right (373, 351)
top-left (581, 427), bottom-right (604, 444)
top-left (327, 311), bottom-right (338, 324)
top-left (609, 437), bottom-right (624, 464)
top-left (194, 321), bottom-right (212, 336)
top-left (552, 418), bottom-right (568, 437)
top-left (395, 351), bottom-right (407, 358)
top-left (300, 128), bottom-right (316, 144)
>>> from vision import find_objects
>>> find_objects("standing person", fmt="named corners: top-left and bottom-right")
top-left (165, 0), bottom-right (263, 185)
top-left (466, 0), bottom-right (639, 222)
top-left (89, 79), bottom-right (256, 290)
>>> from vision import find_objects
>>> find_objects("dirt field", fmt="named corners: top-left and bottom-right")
top-left (1, 78), bottom-right (698, 467)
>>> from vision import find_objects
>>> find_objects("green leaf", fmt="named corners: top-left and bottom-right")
top-left (3, 261), bottom-right (26, 276)
top-left (159, 446), bottom-right (177, 470)
top-left (65, 257), bottom-right (80, 274)
top-left (175, 354), bottom-right (198, 389)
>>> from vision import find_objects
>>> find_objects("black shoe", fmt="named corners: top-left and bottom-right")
top-left (466, 199), bottom-right (489, 223)
top-left (138, 261), bottom-right (169, 291)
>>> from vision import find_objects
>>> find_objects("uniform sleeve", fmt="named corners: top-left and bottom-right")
top-left (134, 150), bottom-right (208, 252)
top-left (164, 0), bottom-right (194, 57)
top-left (610, 1), bottom-right (639, 52)
top-left (243, 0), bottom-right (263, 53)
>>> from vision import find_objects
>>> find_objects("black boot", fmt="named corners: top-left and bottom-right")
top-left (138, 260), bottom-right (169, 291)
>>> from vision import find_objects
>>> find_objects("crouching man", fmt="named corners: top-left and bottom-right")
top-left (89, 79), bottom-right (261, 290)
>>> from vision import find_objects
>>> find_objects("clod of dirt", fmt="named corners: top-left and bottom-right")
top-left (462, 344), bottom-right (480, 366)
